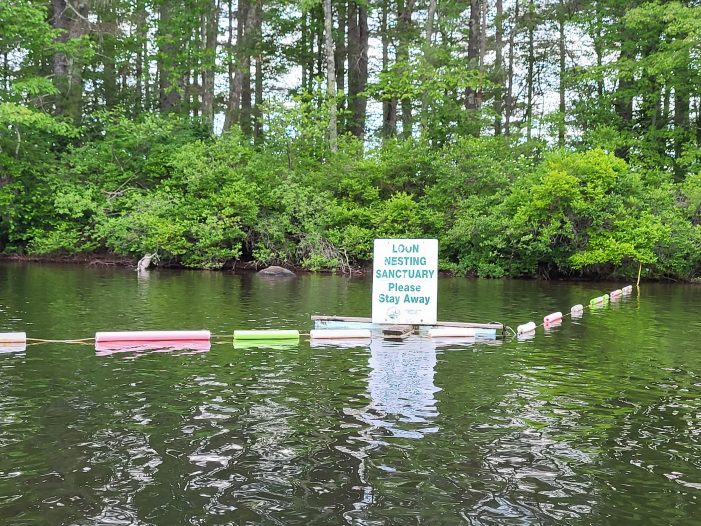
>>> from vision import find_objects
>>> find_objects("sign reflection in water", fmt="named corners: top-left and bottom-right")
top-left (365, 337), bottom-right (440, 439)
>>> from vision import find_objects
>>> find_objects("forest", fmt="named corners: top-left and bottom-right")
top-left (1, 0), bottom-right (700, 279)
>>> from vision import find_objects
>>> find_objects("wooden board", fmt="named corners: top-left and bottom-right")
top-left (382, 325), bottom-right (413, 340)
top-left (311, 315), bottom-right (503, 333)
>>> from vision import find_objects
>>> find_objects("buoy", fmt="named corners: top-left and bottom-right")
top-left (622, 285), bottom-right (633, 294)
top-left (570, 304), bottom-right (584, 314)
top-left (544, 312), bottom-right (563, 324)
top-left (0, 342), bottom-right (26, 353)
top-left (427, 327), bottom-right (476, 338)
top-left (603, 294), bottom-right (610, 302)
top-left (589, 296), bottom-right (604, 305)
top-left (233, 329), bottom-right (300, 340)
top-left (310, 329), bottom-right (372, 339)
top-left (610, 289), bottom-right (622, 297)
top-left (517, 322), bottom-right (536, 335)
top-left (0, 332), bottom-right (26, 344)
top-left (95, 330), bottom-right (211, 343)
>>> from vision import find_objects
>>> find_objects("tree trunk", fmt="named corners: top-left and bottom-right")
top-left (381, 0), bottom-right (396, 139)
top-left (558, 0), bottom-right (566, 147)
top-left (254, 54), bottom-right (264, 145)
top-left (51, 0), bottom-right (89, 123)
top-left (505, 0), bottom-right (519, 135)
top-left (135, 0), bottom-right (147, 112)
top-left (335, 0), bottom-right (346, 101)
top-left (421, 0), bottom-right (437, 123)
top-left (465, 0), bottom-right (480, 111)
top-left (348, 1), bottom-right (368, 139)
top-left (397, 0), bottom-right (415, 139)
top-left (224, 0), bottom-right (259, 132)
top-left (202, 0), bottom-right (218, 130)
top-left (525, 0), bottom-right (535, 140)
top-left (323, 0), bottom-right (338, 151)
top-left (494, 0), bottom-right (504, 135)
top-left (301, 11), bottom-right (308, 91)
top-left (158, 2), bottom-right (182, 112)
top-left (100, 3), bottom-right (118, 109)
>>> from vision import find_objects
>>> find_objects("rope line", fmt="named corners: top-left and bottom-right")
top-left (27, 337), bottom-right (95, 343)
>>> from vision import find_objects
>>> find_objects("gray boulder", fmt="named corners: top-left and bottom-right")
top-left (257, 265), bottom-right (296, 277)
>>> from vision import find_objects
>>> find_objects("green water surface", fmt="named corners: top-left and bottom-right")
top-left (1, 262), bottom-right (700, 525)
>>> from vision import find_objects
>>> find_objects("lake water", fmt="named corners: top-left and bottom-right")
top-left (1, 262), bottom-right (700, 525)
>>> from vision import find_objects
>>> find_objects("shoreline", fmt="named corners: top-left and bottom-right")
top-left (0, 254), bottom-right (686, 282)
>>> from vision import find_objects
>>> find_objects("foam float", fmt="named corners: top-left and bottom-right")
top-left (589, 296), bottom-right (605, 306)
top-left (544, 312), bottom-right (563, 325)
top-left (427, 327), bottom-right (477, 338)
top-left (0, 342), bottom-right (26, 353)
top-left (622, 285), bottom-right (633, 294)
top-left (571, 304), bottom-right (584, 314)
top-left (233, 329), bottom-right (300, 340)
top-left (95, 330), bottom-right (211, 343)
top-left (310, 329), bottom-right (372, 339)
top-left (0, 332), bottom-right (27, 344)
top-left (517, 322), bottom-right (536, 335)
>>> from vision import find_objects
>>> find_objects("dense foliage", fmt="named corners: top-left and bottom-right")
top-left (1, 1), bottom-right (700, 279)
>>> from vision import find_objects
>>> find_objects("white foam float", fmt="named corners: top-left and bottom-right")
top-left (517, 322), bottom-right (536, 335)
top-left (427, 327), bottom-right (476, 338)
top-left (0, 332), bottom-right (26, 344)
top-left (310, 329), bottom-right (372, 339)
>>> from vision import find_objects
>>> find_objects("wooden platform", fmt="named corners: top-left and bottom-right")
top-left (311, 315), bottom-right (503, 336)
top-left (311, 315), bottom-right (503, 331)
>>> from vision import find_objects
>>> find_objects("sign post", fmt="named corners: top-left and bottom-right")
top-left (371, 239), bottom-right (438, 324)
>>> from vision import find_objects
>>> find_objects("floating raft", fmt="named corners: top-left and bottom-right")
top-left (312, 316), bottom-right (503, 336)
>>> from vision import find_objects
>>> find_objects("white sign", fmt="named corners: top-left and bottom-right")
top-left (372, 238), bottom-right (438, 324)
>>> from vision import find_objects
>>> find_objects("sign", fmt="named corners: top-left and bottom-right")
top-left (372, 238), bottom-right (438, 324)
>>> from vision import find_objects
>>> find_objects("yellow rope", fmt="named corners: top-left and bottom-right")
top-left (26, 337), bottom-right (95, 343)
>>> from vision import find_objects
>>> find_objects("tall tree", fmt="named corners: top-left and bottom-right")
top-left (323, 0), bottom-right (337, 150)
top-left (347, 0), bottom-right (369, 139)
top-left (464, 0), bottom-right (481, 136)
top-left (201, 0), bottom-right (219, 129)
top-left (51, 0), bottom-right (90, 123)
top-left (397, 0), bottom-right (415, 138)
top-left (380, 0), bottom-right (396, 139)
top-left (494, 0), bottom-right (505, 135)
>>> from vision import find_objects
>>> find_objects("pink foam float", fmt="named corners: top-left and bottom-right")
top-left (543, 312), bottom-right (563, 325)
top-left (95, 339), bottom-right (211, 356)
top-left (95, 330), bottom-right (211, 343)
